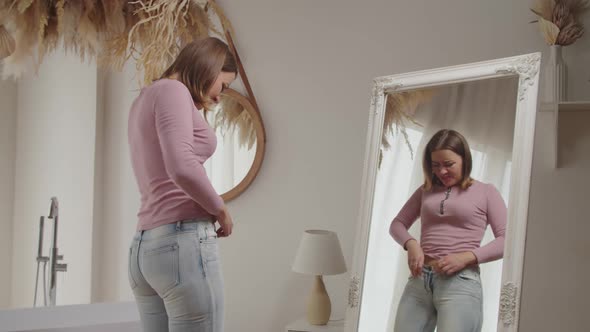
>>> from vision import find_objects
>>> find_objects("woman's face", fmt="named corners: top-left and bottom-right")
top-left (431, 149), bottom-right (463, 187)
top-left (207, 71), bottom-right (237, 104)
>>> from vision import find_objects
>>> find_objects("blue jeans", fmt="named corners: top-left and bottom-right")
top-left (128, 219), bottom-right (224, 332)
top-left (394, 266), bottom-right (483, 332)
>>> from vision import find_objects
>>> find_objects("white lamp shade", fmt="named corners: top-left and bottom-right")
top-left (292, 230), bottom-right (347, 275)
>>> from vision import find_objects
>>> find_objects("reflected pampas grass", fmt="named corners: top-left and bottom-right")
top-left (212, 93), bottom-right (256, 150)
top-left (380, 89), bottom-right (435, 168)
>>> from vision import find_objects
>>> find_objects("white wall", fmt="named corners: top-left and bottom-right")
top-left (519, 110), bottom-right (590, 331)
top-left (0, 68), bottom-right (17, 308)
top-left (10, 49), bottom-right (97, 308)
top-left (90, 69), bottom-right (106, 303)
top-left (93, 63), bottom-right (141, 302)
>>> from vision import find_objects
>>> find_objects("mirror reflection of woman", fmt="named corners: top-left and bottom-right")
top-left (127, 37), bottom-right (237, 332)
top-left (390, 129), bottom-right (507, 332)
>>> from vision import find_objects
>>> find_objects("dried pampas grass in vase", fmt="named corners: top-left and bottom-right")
top-left (530, 0), bottom-right (589, 102)
top-left (531, 0), bottom-right (589, 46)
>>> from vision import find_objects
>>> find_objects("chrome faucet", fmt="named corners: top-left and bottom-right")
top-left (34, 197), bottom-right (67, 306)
top-left (47, 197), bottom-right (67, 306)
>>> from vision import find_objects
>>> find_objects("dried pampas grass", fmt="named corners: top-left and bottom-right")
top-left (379, 89), bottom-right (435, 168)
top-left (98, 1), bottom-right (140, 71)
top-left (1, 0), bottom-right (111, 78)
top-left (125, 0), bottom-right (217, 84)
top-left (206, 0), bottom-right (234, 37)
top-left (531, 0), bottom-right (589, 46)
top-left (16, 0), bottom-right (35, 14)
top-left (531, 0), bottom-right (556, 20)
top-left (0, 0), bottom-right (235, 83)
top-left (178, 2), bottom-right (210, 47)
top-left (0, 25), bottom-right (15, 59)
top-left (101, 0), bottom-right (126, 35)
top-left (3, 0), bottom-right (46, 78)
top-left (538, 16), bottom-right (561, 44)
top-left (38, 2), bottom-right (59, 65)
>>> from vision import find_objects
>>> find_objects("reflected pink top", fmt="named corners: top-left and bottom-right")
top-left (389, 180), bottom-right (506, 264)
top-left (128, 79), bottom-right (224, 231)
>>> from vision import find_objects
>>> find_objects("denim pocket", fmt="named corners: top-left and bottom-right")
top-left (143, 244), bottom-right (180, 295)
top-left (198, 224), bottom-right (219, 261)
top-left (200, 237), bottom-right (219, 263)
top-left (200, 237), bottom-right (220, 283)
top-left (456, 269), bottom-right (481, 285)
top-left (128, 247), bottom-right (138, 290)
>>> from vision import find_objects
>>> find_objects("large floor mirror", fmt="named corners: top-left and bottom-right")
top-left (345, 53), bottom-right (541, 332)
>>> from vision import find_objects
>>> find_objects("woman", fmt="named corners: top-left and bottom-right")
top-left (127, 37), bottom-right (237, 332)
top-left (390, 129), bottom-right (507, 332)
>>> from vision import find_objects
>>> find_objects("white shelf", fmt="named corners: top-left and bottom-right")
top-left (539, 100), bottom-right (590, 168)
top-left (539, 101), bottom-right (590, 112)
top-left (558, 101), bottom-right (590, 112)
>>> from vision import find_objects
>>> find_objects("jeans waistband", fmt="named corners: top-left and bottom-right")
top-left (421, 265), bottom-right (480, 293)
top-left (422, 264), bottom-right (481, 274)
top-left (134, 218), bottom-right (214, 241)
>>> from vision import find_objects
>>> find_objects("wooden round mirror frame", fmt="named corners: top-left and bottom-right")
top-left (218, 88), bottom-right (266, 202)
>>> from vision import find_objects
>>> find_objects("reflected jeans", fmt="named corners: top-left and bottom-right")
top-left (128, 219), bottom-right (223, 332)
top-left (394, 266), bottom-right (483, 332)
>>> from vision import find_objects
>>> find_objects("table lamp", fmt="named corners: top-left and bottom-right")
top-left (292, 230), bottom-right (347, 325)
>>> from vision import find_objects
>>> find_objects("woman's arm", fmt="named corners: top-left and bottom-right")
top-left (154, 81), bottom-right (225, 216)
top-left (389, 187), bottom-right (423, 249)
top-left (471, 184), bottom-right (507, 264)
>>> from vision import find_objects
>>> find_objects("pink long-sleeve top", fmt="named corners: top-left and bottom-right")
top-left (389, 180), bottom-right (507, 264)
top-left (128, 79), bottom-right (224, 231)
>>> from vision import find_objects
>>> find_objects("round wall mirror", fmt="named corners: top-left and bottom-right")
top-left (204, 88), bottom-right (266, 201)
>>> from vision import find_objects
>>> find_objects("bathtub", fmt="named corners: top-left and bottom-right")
top-left (0, 301), bottom-right (140, 332)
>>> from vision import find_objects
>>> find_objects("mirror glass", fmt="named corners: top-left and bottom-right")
top-left (358, 76), bottom-right (519, 332)
top-left (205, 88), bottom-right (261, 199)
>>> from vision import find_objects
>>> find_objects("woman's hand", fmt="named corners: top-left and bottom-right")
top-left (215, 205), bottom-right (233, 237)
top-left (436, 252), bottom-right (477, 275)
top-left (405, 240), bottom-right (424, 277)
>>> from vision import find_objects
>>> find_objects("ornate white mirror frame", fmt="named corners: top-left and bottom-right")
top-left (345, 53), bottom-right (541, 332)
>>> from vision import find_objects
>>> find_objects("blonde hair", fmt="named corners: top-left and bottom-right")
top-left (160, 37), bottom-right (237, 111)
top-left (422, 129), bottom-right (473, 191)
